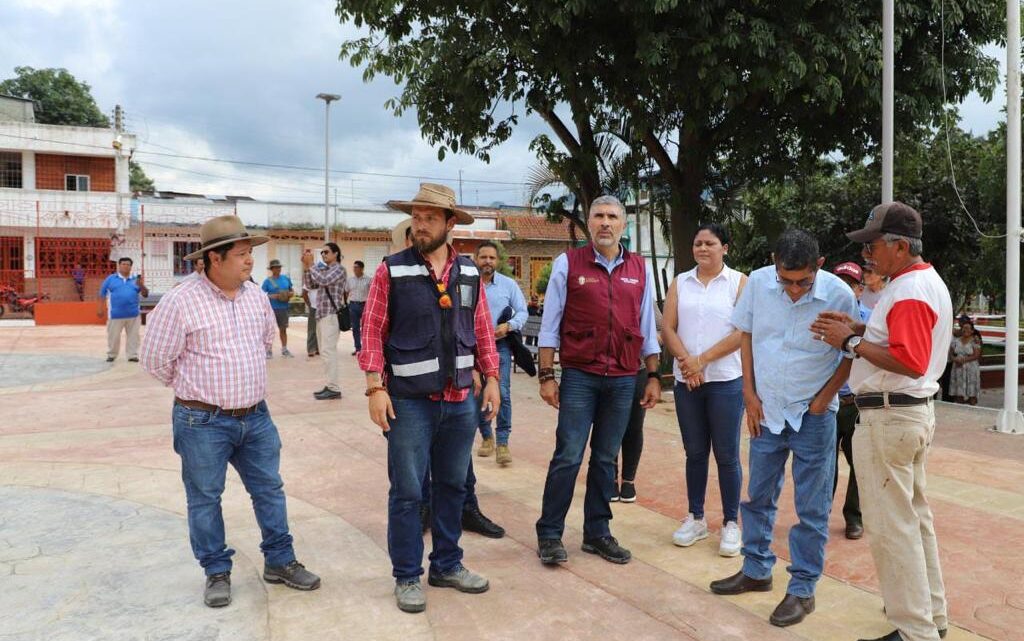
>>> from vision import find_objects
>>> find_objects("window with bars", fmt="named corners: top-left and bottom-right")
top-left (173, 241), bottom-right (203, 275)
top-left (507, 255), bottom-right (522, 279)
top-left (0, 152), bottom-right (22, 188)
top-left (35, 238), bottom-right (110, 277)
top-left (65, 174), bottom-right (90, 191)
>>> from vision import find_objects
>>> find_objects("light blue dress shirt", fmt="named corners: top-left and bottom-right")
top-left (538, 245), bottom-right (661, 359)
top-left (731, 266), bottom-right (857, 434)
top-left (483, 272), bottom-right (528, 331)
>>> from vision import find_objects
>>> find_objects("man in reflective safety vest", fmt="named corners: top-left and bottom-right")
top-left (359, 183), bottom-right (500, 614)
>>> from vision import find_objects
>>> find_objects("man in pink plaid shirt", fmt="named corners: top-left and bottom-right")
top-left (140, 215), bottom-right (320, 608)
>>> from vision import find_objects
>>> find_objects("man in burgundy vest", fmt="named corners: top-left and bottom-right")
top-left (534, 195), bottom-right (662, 565)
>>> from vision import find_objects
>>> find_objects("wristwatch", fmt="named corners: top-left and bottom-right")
top-left (647, 371), bottom-right (660, 380)
top-left (844, 335), bottom-right (863, 359)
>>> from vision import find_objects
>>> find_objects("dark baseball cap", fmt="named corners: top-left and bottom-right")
top-left (846, 201), bottom-right (922, 243)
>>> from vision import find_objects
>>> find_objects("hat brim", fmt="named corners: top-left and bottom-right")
top-left (184, 234), bottom-right (269, 261)
top-left (845, 228), bottom-right (883, 243)
top-left (386, 199), bottom-right (474, 225)
top-left (391, 218), bottom-right (412, 249)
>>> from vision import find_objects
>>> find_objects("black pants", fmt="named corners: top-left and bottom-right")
top-left (832, 400), bottom-right (861, 525)
top-left (616, 370), bottom-right (647, 482)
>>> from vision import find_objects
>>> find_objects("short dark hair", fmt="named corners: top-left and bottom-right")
top-left (203, 242), bottom-right (234, 274)
top-left (774, 229), bottom-right (820, 271)
top-left (695, 223), bottom-right (730, 246)
top-left (354, 260), bottom-right (364, 269)
top-left (324, 242), bottom-right (342, 259)
top-left (476, 241), bottom-right (499, 255)
top-left (118, 257), bottom-right (133, 265)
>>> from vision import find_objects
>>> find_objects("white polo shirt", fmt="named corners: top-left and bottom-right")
top-left (849, 263), bottom-right (952, 398)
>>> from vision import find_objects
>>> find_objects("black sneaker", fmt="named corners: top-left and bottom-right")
top-left (581, 536), bottom-right (631, 564)
top-left (314, 389), bottom-right (342, 400)
top-left (610, 481), bottom-right (620, 502)
top-left (619, 480), bottom-right (637, 503)
top-left (204, 572), bottom-right (231, 607)
top-left (263, 560), bottom-right (321, 590)
top-left (461, 506), bottom-right (505, 538)
top-left (420, 503), bottom-right (431, 533)
top-left (105, 357), bottom-right (115, 362)
top-left (537, 538), bottom-right (568, 565)
top-left (128, 357), bottom-right (139, 362)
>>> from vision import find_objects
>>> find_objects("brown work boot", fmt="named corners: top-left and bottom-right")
top-left (495, 444), bottom-right (511, 466)
top-left (477, 437), bottom-right (495, 457)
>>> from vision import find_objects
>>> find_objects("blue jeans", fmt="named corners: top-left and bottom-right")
top-left (740, 411), bottom-right (837, 598)
top-left (536, 367), bottom-right (636, 541)
top-left (673, 377), bottom-right (745, 524)
top-left (387, 395), bottom-right (477, 582)
top-left (349, 301), bottom-right (365, 351)
top-left (420, 457), bottom-right (480, 511)
top-left (171, 402), bottom-right (295, 576)
top-left (477, 341), bottom-right (512, 444)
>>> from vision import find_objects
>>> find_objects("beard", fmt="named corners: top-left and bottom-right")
top-left (413, 230), bottom-right (447, 254)
top-left (479, 264), bottom-right (494, 276)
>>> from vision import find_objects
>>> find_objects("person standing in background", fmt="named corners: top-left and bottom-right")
top-left (859, 266), bottom-right (887, 311)
top-left (662, 223), bottom-right (746, 556)
top-left (302, 243), bottom-right (348, 400)
top-left (262, 259), bottom-right (294, 358)
top-left (346, 260), bottom-right (372, 356)
top-left (99, 257), bottom-right (148, 363)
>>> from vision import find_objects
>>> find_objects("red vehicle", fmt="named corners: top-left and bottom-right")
top-left (0, 284), bottom-right (49, 317)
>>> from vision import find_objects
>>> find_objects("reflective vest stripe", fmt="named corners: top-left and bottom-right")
top-left (391, 358), bottom-right (441, 377)
top-left (390, 264), bottom-right (430, 278)
top-left (455, 354), bottom-right (475, 369)
top-left (460, 265), bottom-right (479, 276)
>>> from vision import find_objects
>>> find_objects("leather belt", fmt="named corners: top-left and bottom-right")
top-left (854, 392), bottom-right (930, 410)
top-left (175, 397), bottom-right (263, 417)
top-left (839, 394), bottom-right (857, 407)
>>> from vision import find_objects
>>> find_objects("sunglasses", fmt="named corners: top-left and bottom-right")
top-left (775, 272), bottom-right (815, 289)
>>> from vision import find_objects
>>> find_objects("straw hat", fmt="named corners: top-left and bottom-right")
top-left (267, 259), bottom-right (283, 269)
top-left (185, 215), bottom-right (269, 260)
top-left (386, 183), bottom-right (474, 225)
top-left (391, 218), bottom-right (412, 250)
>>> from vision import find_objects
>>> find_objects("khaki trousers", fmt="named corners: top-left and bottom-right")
top-left (853, 402), bottom-right (947, 641)
top-left (316, 313), bottom-right (340, 392)
top-left (107, 316), bottom-right (141, 360)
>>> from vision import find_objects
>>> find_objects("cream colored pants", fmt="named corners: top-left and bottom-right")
top-left (107, 316), bottom-right (141, 360)
top-left (316, 313), bottom-right (340, 392)
top-left (853, 402), bottom-right (947, 641)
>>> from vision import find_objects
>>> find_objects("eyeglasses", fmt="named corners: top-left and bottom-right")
top-left (320, 250), bottom-right (330, 256)
top-left (775, 272), bottom-right (815, 289)
top-left (862, 238), bottom-right (894, 255)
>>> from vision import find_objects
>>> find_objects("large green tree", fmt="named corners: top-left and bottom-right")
top-left (336, 0), bottom-right (1002, 271)
top-left (0, 66), bottom-right (156, 192)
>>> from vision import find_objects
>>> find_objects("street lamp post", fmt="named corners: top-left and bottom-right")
top-left (316, 93), bottom-right (341, 244)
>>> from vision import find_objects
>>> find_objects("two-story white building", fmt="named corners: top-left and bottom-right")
top-left (0, 94), bottom-right (135, 300)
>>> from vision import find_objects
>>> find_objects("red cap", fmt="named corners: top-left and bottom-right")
top-left (834, 262), bottom-right (863, 283)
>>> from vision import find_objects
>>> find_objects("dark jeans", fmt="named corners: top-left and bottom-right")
top-left (615, 370), bottom-right (648, 482)
top-left (673, 377), bottom-right (745, 524)
top-left (833, 401), bottom-right (862, 525)
top-left (349, 300), bottom-right (365, 351)
top-left (477, 341), bottom-right (513, 444)
top-left (171, 401), bottom-right (296, 576)
top-left (306, 305), bottom-right (318, 355)
top-left (741, 411), bottom-right (837, 598)
top-left (387, 395), bottom-right (477, 582)
top-left (421, 457), bottom-right (480, 511)
top-left (536, 367), bottom-right (636, 541)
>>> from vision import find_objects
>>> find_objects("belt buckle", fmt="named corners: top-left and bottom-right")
top-left (882, 392), bottom-right (891, 409)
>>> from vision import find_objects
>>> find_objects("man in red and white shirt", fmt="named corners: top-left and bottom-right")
top-left (360, 183), bottom-right (500, 614)
top-left (813, 202), bottom-right (951, 641)
top-left (141, 215), bottom-right (320, 608)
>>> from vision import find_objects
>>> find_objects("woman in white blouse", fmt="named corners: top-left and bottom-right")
top-left (662, 223), bottom-right (747, 557)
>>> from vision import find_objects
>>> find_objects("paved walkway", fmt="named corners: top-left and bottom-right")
top-left (1, 324), bottom-right (1023, 641)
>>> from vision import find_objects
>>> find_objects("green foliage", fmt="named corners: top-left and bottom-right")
top-left (129, 161), bottom-right (155, 193)
top-left (491, 240), bottom-right (515, 277)
top-left (336, 0), bottom-right (1002, 272)
top-left (0, 66), bottom-right (110, 127)
top-left (534, 262), bottom-right (553, 295)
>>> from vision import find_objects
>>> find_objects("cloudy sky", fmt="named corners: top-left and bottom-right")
top-left (0, 0), bottom-right (1010, 209)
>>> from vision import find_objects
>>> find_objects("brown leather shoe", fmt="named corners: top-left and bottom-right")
top-left (709, 570), bottom-right (773, 595)
top-left (845, 522), bottom-right (864, 540)
top-left (769, 593), bottom-right (815, 627)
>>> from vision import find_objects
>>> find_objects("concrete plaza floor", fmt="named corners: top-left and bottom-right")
top-left (1, 322), bottom-right (1023, 641)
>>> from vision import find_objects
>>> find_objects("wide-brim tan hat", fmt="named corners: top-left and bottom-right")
top-left (185, 215), bottom-right (270, 260)
top-left (391, 218), bottom-right (412, 249)
top-left (386, 182), bottom-right (474, 225)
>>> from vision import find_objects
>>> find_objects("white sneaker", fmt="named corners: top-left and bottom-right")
top-left (672, 514), bottom-right (708, 547)
top-left (719, 521), bottom-right (741, 557)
